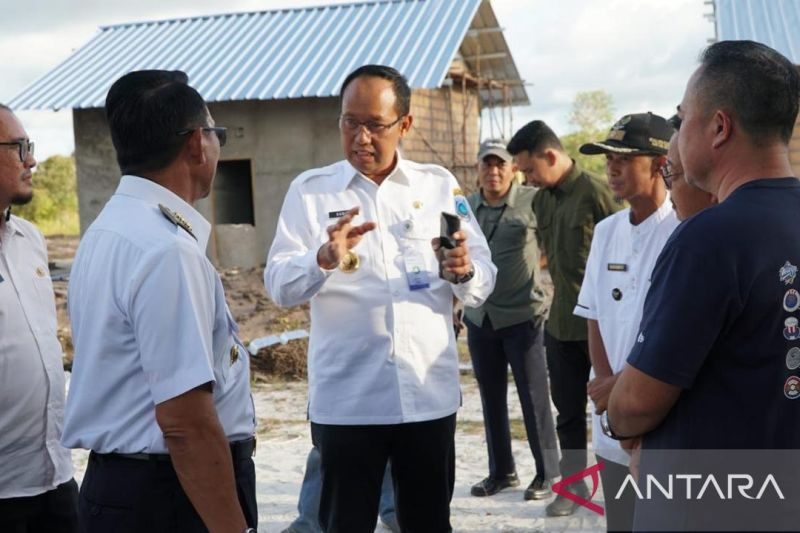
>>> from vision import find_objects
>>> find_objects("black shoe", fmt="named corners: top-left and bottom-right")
top-left (545, 481), bottom-right (589, 517)
top-left (470, 473), bottom-right (520, 496)
top-left (524, 475), bottom-right (552, 500)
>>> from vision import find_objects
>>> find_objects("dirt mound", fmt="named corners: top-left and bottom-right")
top-left (48, 236), bottom-right (311, 381)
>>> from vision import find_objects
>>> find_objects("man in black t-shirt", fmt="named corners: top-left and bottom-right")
top-left (606, 40), bottom-right (800, 531)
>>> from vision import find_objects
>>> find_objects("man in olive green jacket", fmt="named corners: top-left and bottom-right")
top-left (508, 122), bottom-right (621, 517)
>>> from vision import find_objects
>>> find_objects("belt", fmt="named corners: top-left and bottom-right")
top-left (91, 436), bottom-right (256, 463)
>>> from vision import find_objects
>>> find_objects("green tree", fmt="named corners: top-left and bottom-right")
top-left (15, 155), bottom-right (79, 235)
top-left (560, 90), bottom-right (615, 178)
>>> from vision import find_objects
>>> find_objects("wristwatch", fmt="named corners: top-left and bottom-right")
top-left (600, 410), bottom-right (636, 441)
top-left (455, 265), bottom-right (475, 284)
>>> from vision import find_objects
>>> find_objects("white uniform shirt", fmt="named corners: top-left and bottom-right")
top-left (62, 176), bottom-right (255, 454)
top-left (0, 214), bottom-right (73, 498)
top-left (574, 198), bottom-right (678, 465)
top-left (265, 156), bottom-right (496, 424)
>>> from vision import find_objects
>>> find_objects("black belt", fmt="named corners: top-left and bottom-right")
top-left (91, 436), bottom-right (256, 463)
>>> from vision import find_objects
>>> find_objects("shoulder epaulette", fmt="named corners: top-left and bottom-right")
top-left (159, 204), bottom-right (196, 240)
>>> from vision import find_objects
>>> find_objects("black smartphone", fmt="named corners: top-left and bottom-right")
top-left (440, 212), bottom-right (460, 249)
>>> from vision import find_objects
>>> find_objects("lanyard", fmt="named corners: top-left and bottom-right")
top-left (483, 204), bottom-right (507, 243)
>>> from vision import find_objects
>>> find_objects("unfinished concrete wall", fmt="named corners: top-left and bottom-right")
top-left (404, 85), bottom-right (481, 192)
top-left (73, 98), bottom-right (342, 269)
top-left (72, 108), bottom-right (118, 236)
top-left (72, 89), bottom-right (480, 268)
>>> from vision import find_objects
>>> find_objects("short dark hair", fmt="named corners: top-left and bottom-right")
top-left (0, 103), bottom-right (10, 112)
top-left (340, 65), bottom-right (411, 117)
top-left (105, 70), bottom-right (208, 175)
top-left (695, 40), bottom-right (800, 145)
top-left (506, 120), bottom-right (564, 156)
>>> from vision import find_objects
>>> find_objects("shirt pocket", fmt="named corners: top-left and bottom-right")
top-left (397, 218), bottom-right (439, 274)
top-left (31, 270), bottom-right (59, 335)
top-left (494, 218), bottom-right (530, 250)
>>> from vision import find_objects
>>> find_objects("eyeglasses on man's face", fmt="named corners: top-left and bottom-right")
top-left (176, 126), bottom-right (227, 147)
top-left (339, 115), bottom-right (404, 136)
top-left (0, 139), bottom-right (34, 163)
top-left (660, 160), bottom-right (683, 190)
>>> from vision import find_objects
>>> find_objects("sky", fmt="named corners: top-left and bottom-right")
top-left (1, 0), bottom-right (715, 160)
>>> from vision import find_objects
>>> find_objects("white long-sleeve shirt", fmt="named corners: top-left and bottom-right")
top-left (265, 156), bottom-right (496, 424)
top-left (0, 214), bottom-right (73, 498)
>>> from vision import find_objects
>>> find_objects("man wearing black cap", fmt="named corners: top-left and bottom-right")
top-left (573, 112), bottom-right (676, 531)
top-left (464, 140), bottom-right (559, 502)
top-left (507, 122), bottom-right (621, 517)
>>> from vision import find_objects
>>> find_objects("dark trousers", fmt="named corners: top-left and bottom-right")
top-left (597, 454), bottom-right (635, 532)
top-left (0, 479), bottom-right (79, 533)
top-left (311, 414), bottom-right (456, 533)
top-left (466, 316), bottom-right (559, 480)
top-left (544, 330), bottom-right (591, 479)
top-left (78, 445), bottom-right (257, 532)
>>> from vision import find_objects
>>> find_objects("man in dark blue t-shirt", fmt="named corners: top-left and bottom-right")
top-left (606, 40), bottom-right (800, 531)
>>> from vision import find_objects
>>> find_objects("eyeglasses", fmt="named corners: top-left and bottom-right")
top-left (0, 139), bottom-right (34, 163)
top-left (339, 115), bottom-right (404, 136)
top-left (660, 161), bottom-right (683, 190)
top-left (176, 126), bottom-right (227, 147)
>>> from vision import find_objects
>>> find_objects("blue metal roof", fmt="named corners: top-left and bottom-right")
top-left (10, 0), bottom-right (527, 111)
top-left (715, 0), bottom-right (800, 63)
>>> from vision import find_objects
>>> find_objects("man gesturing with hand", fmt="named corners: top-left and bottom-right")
top-left (265, 64), bottom-right (495, 533)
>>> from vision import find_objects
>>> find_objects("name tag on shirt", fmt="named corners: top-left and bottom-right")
top-left (607, 263), bottom-right (628, 272)
top-left (403, 252), bottom-right (430, 291)
top-left (328, 210), bottom-right (349, 219)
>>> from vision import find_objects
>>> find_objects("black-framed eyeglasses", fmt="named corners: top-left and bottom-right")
top-left (0, 139), bottom-right (34, 163)
top-left (339, 115), bottom-right (404, 136)
top-left (176, 127), bottom-right (227, 147)
top-left (660, 161), bottom-right (683, 190)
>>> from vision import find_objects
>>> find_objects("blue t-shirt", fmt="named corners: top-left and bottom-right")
top-left (628, 177), bottom-right (800, 449)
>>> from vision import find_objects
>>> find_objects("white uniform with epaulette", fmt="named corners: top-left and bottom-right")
top-left (265, 154), bottom-right (496, 425)
top-left (62, 175), bottom-right (255, 453)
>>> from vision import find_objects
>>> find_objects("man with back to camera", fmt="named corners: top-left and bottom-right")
top-left (265, 64), bottom-right (496, 532)
top-left (62, 70), bottom-right (257, 533)
top-left (506, 121), bottom-right (621, 516)
top-left (464, 139), bottom-right (560, 502)
top-left (608, 40), bottom-right (800, 531)
top-left (0, 104), bottom-right (79, 532)
top-left (573, 112), bottom-right (676, 531)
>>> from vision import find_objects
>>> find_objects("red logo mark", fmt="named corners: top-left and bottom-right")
top-left (551, 461), bottom-right (606, 516)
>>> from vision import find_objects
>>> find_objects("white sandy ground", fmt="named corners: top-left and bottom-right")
top-left (67, 373), bottom-right (607, 532)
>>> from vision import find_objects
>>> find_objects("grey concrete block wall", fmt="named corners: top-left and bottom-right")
top-left (72, 90), bottom-right (477, 269)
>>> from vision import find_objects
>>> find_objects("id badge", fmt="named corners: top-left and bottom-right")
top-left (403, 251), bottom-right (430, 291)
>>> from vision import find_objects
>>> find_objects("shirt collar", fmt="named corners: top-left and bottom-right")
top-left (631, 194), bottom-right (675, 232)
top-left (554, 159), bottom-right (582, 195)
top-left (1, 211), bottom-right (26, 240)
top-left (340, 151), bottom-right (411, 190)
top-left (480, 180), bottom-right (520, 208)
top-left (115, 175), bottom-right (211, 250)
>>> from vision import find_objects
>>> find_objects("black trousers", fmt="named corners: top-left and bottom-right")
top-left (78, 444), bottom-right (257, 532)
top-left (466, 316), bottom-right (559, 480)
top-left (311, 414), bottom-right (456, 533)
top-left (0, 479), bottom-right (79, 533)
top-left (544, 330), bottom-right (591, 479)
top-left (597, 454), bottom-right (635, 532)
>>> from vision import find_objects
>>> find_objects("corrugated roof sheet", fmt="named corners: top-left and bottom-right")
top-left (11, 0), bottom-right (528, 110)
top-left (715, 0), bottom-right (800, 63)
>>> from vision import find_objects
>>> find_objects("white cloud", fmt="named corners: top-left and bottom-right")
top-left (1, 0), bottom-right (716, 158)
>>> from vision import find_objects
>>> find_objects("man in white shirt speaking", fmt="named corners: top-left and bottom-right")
top-left (0, 105), bottom-right (78, 532)
top-left (573, 112), bottom-right (676, 531)
top-left (265, 64), bottom-right (496, 532)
